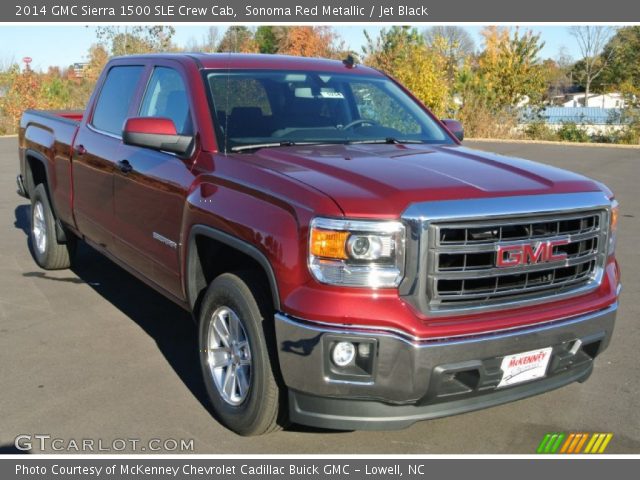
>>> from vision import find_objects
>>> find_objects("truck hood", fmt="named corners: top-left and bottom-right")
top-left (245, 143), bottom-right (601, 217)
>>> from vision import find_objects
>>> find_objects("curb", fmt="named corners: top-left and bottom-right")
top-left (466, 138), bottom-right (640, 149)
top-left (0, 134), bottom-right (18, 138)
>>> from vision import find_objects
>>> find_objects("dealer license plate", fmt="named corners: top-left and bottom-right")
top-left (498, 347), bottom-right (553, 388)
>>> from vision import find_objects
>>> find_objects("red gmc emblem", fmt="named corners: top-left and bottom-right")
top-left (496, 239), bottom-right (570, 268)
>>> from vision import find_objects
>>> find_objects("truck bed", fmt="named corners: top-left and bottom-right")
top-left (51, 110), bottom-right (84, 122)
top-left (19, 109), bottom-right (84, 226)
top-left (20, 109), bottom-right (83, 146)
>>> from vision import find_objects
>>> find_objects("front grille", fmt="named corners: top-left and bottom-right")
top-left (426, 210), bottom-right (607, 311)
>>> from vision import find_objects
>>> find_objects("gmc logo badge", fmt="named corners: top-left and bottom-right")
top-left (496, 239), bottom-right (570, 267)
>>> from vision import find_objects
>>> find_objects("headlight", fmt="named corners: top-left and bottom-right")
top-left (309, 217), bottom-right (405, 288)
top-left (608, 200), bottom-right (619, 256)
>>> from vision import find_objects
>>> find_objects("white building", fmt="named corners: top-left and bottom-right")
top-left (561, 92), bottom-right (626, 109)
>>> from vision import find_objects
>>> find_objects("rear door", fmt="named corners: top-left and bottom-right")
top-left (112, 63), bottom-right (198, 299)
top-left (72, 64), bottom-right (145, 250)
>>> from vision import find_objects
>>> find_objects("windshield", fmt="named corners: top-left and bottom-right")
top-left (205, 70), bottom-right (454, 152)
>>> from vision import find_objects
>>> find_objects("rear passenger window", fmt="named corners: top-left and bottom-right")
top-left (92, 66), bottom-right (144, 135)
top-left (139, 67), bottom-right (192, 135)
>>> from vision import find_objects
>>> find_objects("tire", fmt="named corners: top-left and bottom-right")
top-left (198, 271), bottom-right (286, 436)
top-left (29, 184), bottom-right (75, 270)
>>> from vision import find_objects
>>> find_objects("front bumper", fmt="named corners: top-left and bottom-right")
top-left (275, 303), bottom-right (617, 430)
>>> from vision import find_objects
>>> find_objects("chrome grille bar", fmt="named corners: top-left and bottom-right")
top-left (428, 210), bottom-right (606, 309)
top-left (399, 192), bottom-right (613, 316)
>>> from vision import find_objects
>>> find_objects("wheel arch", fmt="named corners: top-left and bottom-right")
top-left (24, 149), bottom-right (70, 243)
top-left (24, 149), bottom-right (50, 196)
top-left (186, 225), bottom-right (281, 321)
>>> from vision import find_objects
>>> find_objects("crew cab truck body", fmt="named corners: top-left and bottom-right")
top-left (17, 54), bottom-right (621, 435)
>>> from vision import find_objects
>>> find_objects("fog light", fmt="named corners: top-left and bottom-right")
top-left (358, 342), bottom-right (371, 357)
top-left (332, 342), bottom-right (356, 367)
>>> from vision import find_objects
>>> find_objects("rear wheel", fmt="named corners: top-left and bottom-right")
top-left (198, 271), bottom-right (286, 435)
top-left (30, 184), bottom-right (75, 269)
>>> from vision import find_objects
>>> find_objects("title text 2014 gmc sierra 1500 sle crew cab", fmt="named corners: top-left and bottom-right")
top-left (17, 54), bottom-right (621, 436)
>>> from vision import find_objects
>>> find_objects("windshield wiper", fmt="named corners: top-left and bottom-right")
top-left (347, 138), bottom-right (425, 145)
top-left (230, 141), bottom-right (295, 152)
top-left (230, 141), bottom-right (340, 152)
top-left (230, 138), bottom-right (424, 152)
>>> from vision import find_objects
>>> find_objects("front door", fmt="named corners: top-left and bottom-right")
top-left (112, 66), bottom-right (196, 299)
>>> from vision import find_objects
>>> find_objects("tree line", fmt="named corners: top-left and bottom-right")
top-left (1, 25), bottom-right (638, 143)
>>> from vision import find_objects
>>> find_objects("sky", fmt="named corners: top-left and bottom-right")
top-left (0, 25), bottom-right (586, 71)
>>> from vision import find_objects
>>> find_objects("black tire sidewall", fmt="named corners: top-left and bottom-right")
top-left (198, 273), bottom-right (279, 435)
top-left (30, 185), bottom-right (56, 267)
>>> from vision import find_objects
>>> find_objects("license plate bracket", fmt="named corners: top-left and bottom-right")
top-left (498, 347), bottom-right (553, 388)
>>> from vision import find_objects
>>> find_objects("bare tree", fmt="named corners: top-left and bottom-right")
top-left (569, 26), bottom-right (615, 106)
top-left (0, 55), bottom-right (16, 72)
top-left (184, 27), bottom-right (220, 52)
top-left (423, 26), bottom-right (475, 82)
top-left (205, 27), bottom-right (220, 52)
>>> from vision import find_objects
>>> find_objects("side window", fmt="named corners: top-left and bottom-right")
top-left (92, 66), bottom-right (144, 135)
top-left (139, 67), bottom-right (192, 135)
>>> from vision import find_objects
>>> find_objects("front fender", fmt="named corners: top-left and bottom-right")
top-left (180, 172), bottom-right (341, 314)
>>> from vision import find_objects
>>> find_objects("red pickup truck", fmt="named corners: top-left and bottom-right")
top-left (17, 54), bottom-right (621, 436)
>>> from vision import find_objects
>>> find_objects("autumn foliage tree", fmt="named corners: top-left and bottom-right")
top-left (1, 65), bottom-right (42, 128)
top-left (85, 44), bottom-right (109, 82)
top-left (455, 27), bottom-right (546, 137)
top-left (597, 26), bottom-right (640, 100)
top-left (477, 27), bottom-right (546, 108)
top-left (276, 27), bottom-right (345, 58)
top-left (219, 26), bottom-right (345, 58)
top-left (96, 26), bottom-right (177, 56)
top-left (423, 26), bottom-right (475, 83)
top-left (217, 26), bottom-right (259, 53)
top-left (1, 61), bottom-right (95, 132)
top-left (362, 27), bottom-right (451, 117)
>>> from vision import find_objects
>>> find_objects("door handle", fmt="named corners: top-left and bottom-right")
top-left (117, 159), bottom-right (133, 174)
top-left (74, 144), bottom-right (87, 156)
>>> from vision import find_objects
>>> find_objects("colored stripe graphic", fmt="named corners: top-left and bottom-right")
top-left (559, 433), bottom-right (576, 453)
top-left (550, 433), bottom-right (565, 453)
top-left (598, 433), bottom-right (613, 453)
top-left (537, 434), bottom-right (552, 453)
top-left (573, 433), bottom-right (589, 453)
top-left (537, 433), bottom-right (566, 453)
top-left (537, 433), bottom-right (613, 454)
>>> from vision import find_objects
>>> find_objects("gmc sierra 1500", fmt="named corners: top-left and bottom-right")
top-left (17, 54), bottom-right (621, 436)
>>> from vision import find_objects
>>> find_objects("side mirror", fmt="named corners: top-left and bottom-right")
top-left (122, 117), bottom-right (193, 156)
top-left (441, 119), bottom-right (464, 141)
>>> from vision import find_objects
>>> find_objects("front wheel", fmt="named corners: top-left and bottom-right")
top-left (198, 271), bottom-right (286, 435)
top-left (30, 184), bottom-right (75, 270)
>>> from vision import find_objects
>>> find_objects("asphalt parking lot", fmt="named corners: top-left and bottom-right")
top-left (0, 136), bottom-right (638, 454)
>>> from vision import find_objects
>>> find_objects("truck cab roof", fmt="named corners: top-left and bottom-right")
top-left (110, 53), bottom-right (384, 75)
